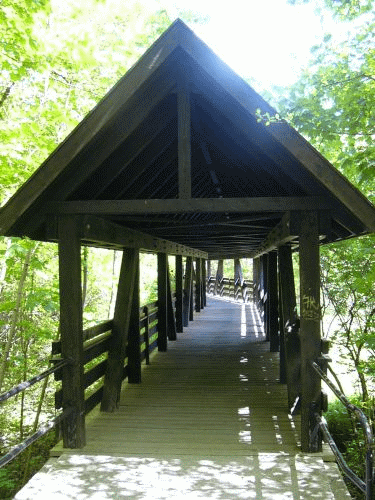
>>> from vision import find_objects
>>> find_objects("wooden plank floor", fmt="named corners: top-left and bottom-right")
top-left (15, 297), bottom-right (350, 499)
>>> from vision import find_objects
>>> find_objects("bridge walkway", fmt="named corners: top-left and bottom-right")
top-left (15, 296), bottom-right (350, 499)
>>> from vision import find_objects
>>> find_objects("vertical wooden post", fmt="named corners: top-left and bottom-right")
top-left (178, 79), bottom-right (191, 199)
top-left (167, 262), bottom-right (177, 341)
top-left (190, 262), bottom-right (195, 320)
top-left (195, 258), bottom-right (202, 312)
top-left (207, 259), bottom-right (211, 294)
top-left (101, 248), bottom-right (138, 412)
top-left (127, 250), bottom-right (141, 383)
top-left (215, 259), bottom-right (224, 295)
top-left (183, 257), bottom-right (193, 327)
top-left (143, 306), bottom-right (150, 365)
top-left (278, 245), bottom-right (299, 407)
top-left (262, 254), bottom-right (269, 341)
top-left (202, 258), bottom-right (207, 307)
top-left (157, 253), bottom-right (168, 352)
top-left (277, 256), bottom-right (287, 384)
top-left (268, 252), bottom-right (279, 353)
top-left (234, 258), bottom-right (244, 301)
top-left (175, 255), bottom-right (183, 333)
top-left (253, 257), bottom-right (259, 304)
top-left (299, 211), bottom-right (322, 452)
top-left (58, 216), bottom-right (85, 448)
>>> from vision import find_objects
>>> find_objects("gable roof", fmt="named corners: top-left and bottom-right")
top-left (1, 19), bottom-right (375, 259)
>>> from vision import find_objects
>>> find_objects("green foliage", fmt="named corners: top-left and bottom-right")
top-left (278, 1), bottom-right (375, 403)
top-left (320, 236), bottom-right (375, 401)
top-left (0, 0), bottom-right (51, 81)
top-left (325, 395), bottom-right (374, 498)
top-left (277, 5), bottom-right (375, 202)
top-left (0, 430), bottom-right (57, 499)
top-left (0, 3), bottom-right (181, 494)
top-left (287, 0), bottom-right (374, 19)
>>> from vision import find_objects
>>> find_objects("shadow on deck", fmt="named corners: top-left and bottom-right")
top-left (15, 297), bottom-right (350, 499)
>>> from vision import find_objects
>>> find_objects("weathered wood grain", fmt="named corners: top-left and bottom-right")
top-left (58, 216), bottom-right (85, 448)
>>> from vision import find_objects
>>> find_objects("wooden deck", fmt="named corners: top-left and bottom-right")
top-left (15, 297), bottom-right (350, 499)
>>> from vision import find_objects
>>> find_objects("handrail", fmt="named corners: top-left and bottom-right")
top-left (0, 299), bottom-right (160, 470)
top-left (206, 276), bottom-right (252, 302)
top-left (0, 359), bottom-right (69, 403)
top-left (313, 412), bottom-right (368, 493)
top-left (0, 407), bottom-right (74, 468)
top-left (311, 360), bottom-right (374, 499)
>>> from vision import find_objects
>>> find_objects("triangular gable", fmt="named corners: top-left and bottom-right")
top-left (1, 19), bottom-right (375, 258)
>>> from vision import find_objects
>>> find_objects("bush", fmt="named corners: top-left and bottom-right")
top-left (0, 429), bottom-right (58, 499)
top-left (324, 395), bottom-right (373, 499)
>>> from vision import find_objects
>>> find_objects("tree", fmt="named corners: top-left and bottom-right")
top-left (287, 0), bottom-right (373, 20)
top-left (278, 0), bottom-right (375, 400)
top-left (0, 5), bottom-right (210, 495)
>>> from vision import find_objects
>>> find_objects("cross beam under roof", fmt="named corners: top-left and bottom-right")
top-left (47, 215), bottom-right (207, 258)
top-left (248, 210), bottom-right (331, 259)
top-left (46, 196), bottom-right (333, 215)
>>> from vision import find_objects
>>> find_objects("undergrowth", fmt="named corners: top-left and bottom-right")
top-left (324, 395), bottom-right (374, 500)
top-left (0, 429), bottom-right (58, 499)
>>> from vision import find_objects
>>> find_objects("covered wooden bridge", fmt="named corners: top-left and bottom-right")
top-left (2, 19), bottom-right (375, 499)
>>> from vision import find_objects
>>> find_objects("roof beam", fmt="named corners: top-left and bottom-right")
top-left (46, 215), bottom-right (207, 258)
top-left (248, 210), bottom-right (332, 259)
top-left (248, 212), bottom-right (299, 259)
top-left (187, 55), bottom-right (375, 231)
top-left (177, 78), bottom-right (192, 199)
top-left (46, 196), bottom-right (333, 216)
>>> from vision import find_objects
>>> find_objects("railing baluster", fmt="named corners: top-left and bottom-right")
top-left (144, 305), bottom-right (150, 365)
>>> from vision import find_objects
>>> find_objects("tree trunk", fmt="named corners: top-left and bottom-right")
top-left (0, 245), bottom-right (35, 393)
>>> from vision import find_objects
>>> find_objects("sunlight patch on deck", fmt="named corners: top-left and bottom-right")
top-left (14, 453), bottom-right (343, 500)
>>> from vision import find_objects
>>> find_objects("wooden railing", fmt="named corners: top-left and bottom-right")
top-left (52, 300), bottom-right (159, 415)
top-left (0, 299), bottom-right (160, 468)
top-left (206, 276), bottom-right (253, 302)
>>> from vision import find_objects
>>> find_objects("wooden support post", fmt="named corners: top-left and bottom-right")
top-left (268, 252), bottom-right (279, 353)
top-left (299, 211), bottom-right (322, 452)
top-left (234, 258), bottom-right (244, 301)
top-left (183, 257), bottom-right (193, 327)
top-left (202, 258), bottom-right (207, 307)
top-left (190, 262), bottom-right (195, 320)
top-left (58, 216), bottom-right (85, 448)
top-left (215, 259), bottom-right (224, 295)
top-left (177, 79), bottom-right (191, 199)
top-left (167, 262), bottom-right (177, 341)
top-left (253, 257), bottom-right (259, 304)
top-left (195, 258), bottom-right (202, 312)
top-left (143, 306), bottom-right (150, 365)
top-left (278, 245), bottom-right (299, 407)
top-left (127, 250), bottom-right (141, 383)
top-left (101, 248), bottom-right (138, 411)
top-left (206, 260), bottom-right (211, 295)
top-left (262, 254), bottom-right (269, 341)
top-left (175, 255), bottom-right (183, 333)
top-left (278, 257), bottom-right (287, 384)
top-left (157, 253), bottom-right (168, 352)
